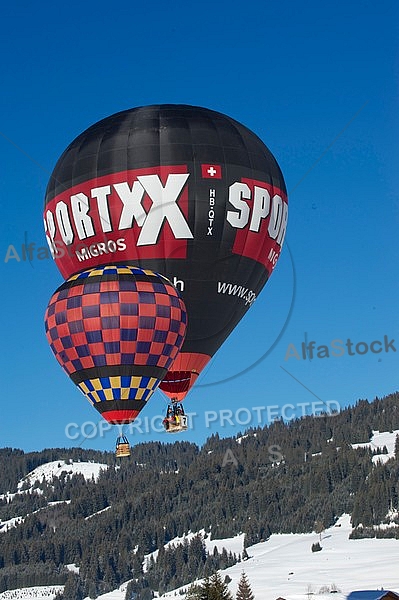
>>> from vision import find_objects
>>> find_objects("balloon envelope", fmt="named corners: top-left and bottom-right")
top-left (44, 265), bottom-right (187, 423)
top-left (44, 105), bottom-right (288, 399)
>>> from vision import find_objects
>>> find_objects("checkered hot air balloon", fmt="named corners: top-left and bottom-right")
top-left (44, 265), bottom-right (187, 425)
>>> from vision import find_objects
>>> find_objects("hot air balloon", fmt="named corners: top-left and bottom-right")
top-left (43, 105), bottom-right (287, 417)
top-left (44, 264), bottom-right (187, 452)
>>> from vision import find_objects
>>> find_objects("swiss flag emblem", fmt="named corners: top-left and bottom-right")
top-left (201, 164), bottom-right (222, 179)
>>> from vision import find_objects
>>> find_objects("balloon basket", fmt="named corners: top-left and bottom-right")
top-left (164, 414), bottom-right (188, 434)
top-left (115, 435), bottom-right (131, 458)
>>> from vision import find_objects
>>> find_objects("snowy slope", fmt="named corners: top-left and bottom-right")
top-left (78, 514), bottom-right (399, 600)
top-left (143, 531), bottom-right (245, 571)
top-left (0, 460), bottom-right (109, 533)
top-left (160, 514), bottom-right (399, 600)
top-left (6, 514), bottom-right (399, 600)
top-left (217, 514), bottom-right (399, 600)
top-left (17, 460), bottom-right (108, 490)
top-left (3, 516), bottom-right (399, 600)
top-left (352, 430), bottom-right (399, 465)
top-left (2, 433), bottom-right (399, 600)
top-left (0, 460), bottom-right (109, 504)
top-left (0, 585), bottom-right (63, 599)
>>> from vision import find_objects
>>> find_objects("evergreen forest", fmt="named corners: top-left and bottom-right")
top-left (0, 392), bottom-right (399, 598)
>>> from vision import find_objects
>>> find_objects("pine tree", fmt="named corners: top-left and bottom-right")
top-left (209, 572), bottom-right (233, 600)
top-left (185, 583), bottom-right (203, 600)
top-left (60, 572), bottom-right (85, 600)
top-left (236, 572), bottom-right (254, 600)
top-left (190, 573), bottom-right (233, 600)
top-left (198, 576), bottom-right (213, 600)
top-left (395, 434), bottom-right (399, 459)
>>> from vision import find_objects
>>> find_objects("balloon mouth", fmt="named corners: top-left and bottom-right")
top-left (159, 371), bottom-right (193, 394)
top-left (98, 409), bottom-right (141, 425)
top-left (159, 352), bottom-right (211, 401)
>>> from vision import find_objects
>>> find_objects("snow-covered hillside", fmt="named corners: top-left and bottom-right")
top-left (143, 530), bottom-right (245, 571)
top-left (0, 585), bottom-right (63, 599)
top-left (4, 514), bottom-right (399, 600)
top-left (78, 514), bottom-right (399, 600)
top-left (0, 459), bottom-right (109, 505)
top-left (17, 460), bottom-right (108, 490)
top-left (352, 430), bottom-right (399, 465)
top-left (1, 431), bottom-right (399, 600)
top-left (220, 514), bottom-right (399, 600)
top-left (0, 459), bottom-right (109, 533)
top-left (160, 514), bottom-right (399, 600)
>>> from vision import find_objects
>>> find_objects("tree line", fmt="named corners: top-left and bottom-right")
top-left (0, 392), bottom-right (398, 597)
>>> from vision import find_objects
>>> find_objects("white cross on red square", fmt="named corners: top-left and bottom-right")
top-left (201, 164), bottom-right (222, 179)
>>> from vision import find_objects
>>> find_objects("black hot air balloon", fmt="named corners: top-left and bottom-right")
top-left (43, 105), bottom-right (287, 402)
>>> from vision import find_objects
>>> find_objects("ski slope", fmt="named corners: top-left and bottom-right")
top-left (214, 514), bottom-right (399, 600)
top-left (3, 513), bottom-right (398, 600)
top-left (90, 514), bottom-right (399, 600)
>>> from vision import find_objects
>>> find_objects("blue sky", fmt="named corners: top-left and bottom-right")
top-left (0, 0), bottom-right (398, 453)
